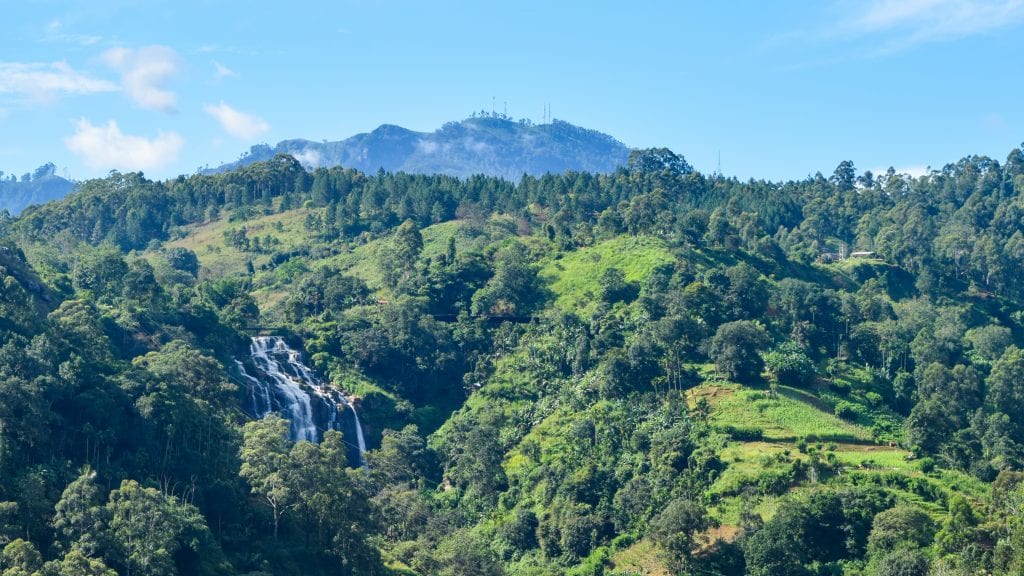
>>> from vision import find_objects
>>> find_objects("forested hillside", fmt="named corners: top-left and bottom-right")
top-left (2, 145), bottom-right (1024, 575)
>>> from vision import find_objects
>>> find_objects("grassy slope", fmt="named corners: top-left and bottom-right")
top-left (539, 235), bottom-right (675, 314)
top-left (163, 207), bottom-right (315, 278)
top-left (156, 208), bottom-right (485, 315)
top-left (319, 220), bottom-right (486, 294)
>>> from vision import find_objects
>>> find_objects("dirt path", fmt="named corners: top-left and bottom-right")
top-left (738, 440), bottom-right (905, 453)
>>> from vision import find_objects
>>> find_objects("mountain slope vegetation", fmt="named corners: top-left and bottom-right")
top-left (1, 146), bottom-right (1024, 575)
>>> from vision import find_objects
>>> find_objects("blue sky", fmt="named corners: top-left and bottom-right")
top-left (1, 0), bottom-right (1022, 182)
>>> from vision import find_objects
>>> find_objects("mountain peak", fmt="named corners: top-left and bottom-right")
top-left (0, 164), bottom-right (75, 216)
top-left (209, 117), bottom-right (630, 180)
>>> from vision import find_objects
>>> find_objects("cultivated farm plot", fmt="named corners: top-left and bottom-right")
top-left (698, 384), bottom-right (873, 442)
top-left (609, 539), bottom-right (672, 576)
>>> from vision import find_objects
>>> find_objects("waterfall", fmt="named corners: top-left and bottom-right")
top-left (236, 336), bottom-right (367, 466)
top-left (348, 404), bottom-right (367, 467)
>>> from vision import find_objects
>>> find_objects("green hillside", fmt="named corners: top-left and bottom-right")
top-left (3, 147), bottom-right (1024, 575)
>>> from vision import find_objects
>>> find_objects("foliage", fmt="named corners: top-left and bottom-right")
top-left (710, 320), bottom-right (769, 383)
top-left (4, 142), bottom-right (1024, 575)
top-left (763, 341), bottom-right (816, 388)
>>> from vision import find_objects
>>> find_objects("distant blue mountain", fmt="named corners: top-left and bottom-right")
top-left (0, 164), bottom-right (75, 216)
top-left (208, 117), bottom-right (631, 180)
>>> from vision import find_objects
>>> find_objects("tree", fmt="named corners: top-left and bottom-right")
top-left (744, 504), bottom-right (811, 576)
top-left (831, 160), bottom-right (856, 192)
top-left (709, 321), bottom-right (769, 382)
top-left (598, 267), bottom-right (638, 304)
top-left (105, 480), bottom-right (213, 576)
top-left (52, 468), bottom-right (107, 556)
top-left (435, 531), bottom-right (504, 576)
top-left (987, 346), bottom-right (1024, 423)
top-left (471, 242), bottom-right (541, 316)
top-left (367, 425), bottom-right (434, 487)
top-left (867, 505), bottom-right (935, 558)
top-left (239, 415), bottom-right (294, 540)
top-left (498, 509), bottom-right (538, 553)
top-left (133, 340), bottom-right (236, 410)
top-left (725, 263), bottom-right (769, 320)
top-left (382, 219), bottom-right (424, 290)
top-left (962, 323), bottom-right (1011, 358)
top-left (763, 341), bottom-right (816, 388)
top-left (870, 548), bottom-right (930, 576)
top-left (1, 539), bottom-right (41, 576)
top-left (163, 248), bottom-right (199, 278)
top-left (627, 148), bottom-right (693, 176)
top-left (43, 549), bottom-right (117, 576)
top-left (934, 495), bottom-right (978, 558)
top-left (394, 219), bottom-right (424, 263)
top-left (288, 430), bottom-right (351, 546)
top-left (440, 415), bottom-right (508, 510)
top-left (705, 209), bottom-right (737, 249)
top-left (648, 498), bottom-right (714, 573)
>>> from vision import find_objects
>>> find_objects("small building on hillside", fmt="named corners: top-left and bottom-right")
top-left (817, 249), bottom-right (880, 263)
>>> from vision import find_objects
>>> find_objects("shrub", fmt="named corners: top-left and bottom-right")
top-left (755, 469), bottom-right (793, 495)
top-left (918, 457), bottom-right (936, 474)
top-left (719, 425), bottom-right (764, 441)
top-left (865, 391), bottom-right (883, 408)
top-left (835, 401), bottom-right (859, 421)
top-left (763, 341), bottom-right (816, 387)
top-left (830, 379), bottom-right (852, 394)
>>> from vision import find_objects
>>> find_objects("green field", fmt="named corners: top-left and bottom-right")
top-left (539, 235), bottom-right (675, 313)
top-left (697, 383), bottom-right (873, 442)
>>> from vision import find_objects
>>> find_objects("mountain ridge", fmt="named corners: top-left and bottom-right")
top-left (0, 163), bottom-right (75, 216)
top-left (208, 116), bottom-right (631, 180)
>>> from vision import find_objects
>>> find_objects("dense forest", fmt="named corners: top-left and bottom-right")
top-left (1, 144), bottom-right (1024, 575)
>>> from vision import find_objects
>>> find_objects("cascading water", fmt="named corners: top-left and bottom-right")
top-left (236, 336), bottom-right (367, 466)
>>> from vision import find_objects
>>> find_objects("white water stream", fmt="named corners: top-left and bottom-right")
top-left (237, 336), bottom-right (366, 465)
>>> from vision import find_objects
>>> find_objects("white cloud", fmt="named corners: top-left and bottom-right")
top-left (292, 149), bottom-right (323, 168)
top-left (898, 165), bottom-right (932, 178)
top-left (417, 139), bottom-right (439, 154)
top-left (102, 45), bottom-right (181, 113)
top-left (871, 164), bottom-right (931, 178)
top-left (0, 61), bottom-right (116, 101)
top-left (195, 44), bottom-right (259, 56)
top-left (42, 20), bottom-right (102, 46)
top-left (65, 119), bottom-right (183, 171)
top-left (212, 60), bottom-right (237, 80)
top-left (203, 101), bottom-right (269, 139)
top-left (844, 0), bottom-right (1024, 49)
